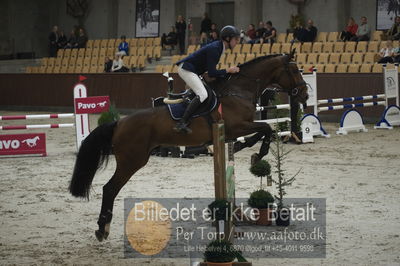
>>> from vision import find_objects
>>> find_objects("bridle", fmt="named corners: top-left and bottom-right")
top-left (233, 58), bottom-right (306, 97)
top-left (216, 56), bottom-right (306, 104)
top-left (277, 61), bottom-right (307, 97)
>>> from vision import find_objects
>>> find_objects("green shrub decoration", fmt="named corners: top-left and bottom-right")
top-left (204, 239), bottom-right (236, 263)
top-left (207, 199), bottom-right (232, 221)
top-left (271, 97), bottom-right (290, 132)
top-left (295, 105), bottom-right (304, 133)
top-left (248, 189), bottom-right (274, 209)
top-left (98, 104), bottom-right (120, 126)
top-left (250, 160), bottom-right (271, 177)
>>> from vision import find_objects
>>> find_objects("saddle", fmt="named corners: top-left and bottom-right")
top-left (152, 80), bottom-right (218, 121)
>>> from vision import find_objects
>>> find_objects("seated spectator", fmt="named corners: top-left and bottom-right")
top-left (292, 21), bottom-right (303, 43)
top-left (200, 32), bottom-right (208, 47)
top-left (340, 17), bottom-right (358, 41)
top-left (161, 27), bottom-right (178, 49)
top-left (301, 19), bottom-right (318, 42)
top-left (378, 40), bottom-right (395, 63)
top-left (242, 24), bottom-right (256, 43)
top-left (387, 16), bottom-right (400, 40)
top-left (77, 28), bottom-right (88, 48)
top-left (208, 31), bottom-right (219, 43)
top-left (210, 23), bottom-right (219, 38)
top-left (111, 54), bottom-right (129, 72)
top-left (262, 21), bottom-right (277, 44)
top-left (200, 31), bottom-right (219, 47)
top-left (48, 25), bottom-right (58, 57)
top-left (350, 16), bottom-right (371, 41)
top-left (250, 21), bottom-right (266, 44)
top-left (57, 30), bottom-right (67, 49)
top-left (65, 30), bottom-right (78, 48)
top-left (104, 57), bottom-right (113, 72)
top-left (118, 35), bottom-right (129, 56)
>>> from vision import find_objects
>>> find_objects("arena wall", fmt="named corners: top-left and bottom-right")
top-left (0, 73), bottom-right (396, 123)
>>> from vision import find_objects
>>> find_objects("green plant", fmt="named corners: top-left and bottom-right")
top-left (289, 13), bottom-right (305, 30)
top-left (204, 239), bottom-right (236, 263)
top-left (249, 160), bottom-right (271, 189)
top-left (295, 104), bottom-right (304, 133)
top-left (97, 104), bottom-right (120, 126)
top-left (208, 199), bottom-right (232, 221)
top-left (270, 130), bottom-right (300, 209)
top-left (271, 97), bottom-right (290, 132)
top-left (248, 189), bottom-right (274, 209)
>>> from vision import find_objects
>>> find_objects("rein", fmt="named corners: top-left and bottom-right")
top-left (216, 60), bottom-right (304, 102)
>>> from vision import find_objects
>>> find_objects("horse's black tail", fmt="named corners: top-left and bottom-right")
top-left (69, 121), bottom-right (117, 200)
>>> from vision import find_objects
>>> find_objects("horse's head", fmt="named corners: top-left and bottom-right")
top-left (274, 49), bottom-right (309, 104)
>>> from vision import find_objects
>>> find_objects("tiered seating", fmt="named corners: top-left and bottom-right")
top-left (28, 37), bottom-right (162, 73)
top-left (152, 30), bottom-right (398, 74)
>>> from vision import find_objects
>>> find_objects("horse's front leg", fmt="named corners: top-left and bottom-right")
top-left (228, 121), bottom-right (273, 165)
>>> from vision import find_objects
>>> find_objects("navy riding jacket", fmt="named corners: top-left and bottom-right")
top-left (176, 40), bottom-right (227, 77)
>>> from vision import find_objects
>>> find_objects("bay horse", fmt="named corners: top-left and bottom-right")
top-left (69, 50), bottom-right (309, 241)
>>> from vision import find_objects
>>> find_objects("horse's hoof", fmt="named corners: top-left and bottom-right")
top-left (104, 223), bottom-right (110, 240)
top-left (251, 153), bottom-right (260, 165)
top-left (95, 230), bottom-right (105, 242)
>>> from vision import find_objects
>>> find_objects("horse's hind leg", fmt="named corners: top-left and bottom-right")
top-left (95, 153), bottom-right (150, 242)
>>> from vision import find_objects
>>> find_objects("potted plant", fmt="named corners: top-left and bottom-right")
top-left (97, 104), bottom-right (120, 126)
top-left (208, 199), bottom-right (232, 222)
top-left (270, 131), bottom-right (300, 226)
top-left (204, 239), bottom-right (248, 266)
top-left (248, 160), bottom-right (275, 225)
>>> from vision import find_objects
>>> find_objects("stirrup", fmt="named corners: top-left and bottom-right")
top-left (174, 122), bottom-right (192, 134)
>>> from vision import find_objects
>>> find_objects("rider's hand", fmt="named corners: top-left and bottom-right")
top-left (226, 66), bottom-right (240, 74)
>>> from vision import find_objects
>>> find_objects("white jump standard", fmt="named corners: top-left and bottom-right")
top-left (302, 65), bottom-right (400, 135)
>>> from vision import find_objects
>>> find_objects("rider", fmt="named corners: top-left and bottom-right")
top-left (174, 25), bottom-right (241, 133)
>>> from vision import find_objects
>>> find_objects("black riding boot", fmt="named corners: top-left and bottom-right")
top-left (174, 96), bottom-right (202, 134)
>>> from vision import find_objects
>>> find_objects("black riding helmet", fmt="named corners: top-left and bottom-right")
top-left (220, 25), bottom-right (240, 42)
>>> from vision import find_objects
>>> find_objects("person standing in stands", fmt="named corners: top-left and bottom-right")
top-left (118, 35), bottom-right (129, 56)
top-left (57, 30), bottom-right (67, 49)
top-left (200, 13), bottom-right (211, 35)
top-left (340, 17), bottom-right (358, 41)
top-left (48, 25), bottom-right (59, 57)
top-left (176, 15), bottom-right (187, 55)
top-left (77, 28), bottom-right (88, 48)
top-left (65, 29), bottom-right (78, 48)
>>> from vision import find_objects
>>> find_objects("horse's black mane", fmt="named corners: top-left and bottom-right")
top-left (238, 54), bottom-right (284, 68)
top-left (208, 54), bottom-right (287, 89)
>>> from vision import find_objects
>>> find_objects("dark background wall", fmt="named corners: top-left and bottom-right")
top-left (0, 0), bottom-right (378, 58)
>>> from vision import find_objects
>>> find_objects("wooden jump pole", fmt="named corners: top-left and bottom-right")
top-left (212, 119), bottom-right (234, 242)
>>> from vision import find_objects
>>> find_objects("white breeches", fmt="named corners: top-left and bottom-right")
top-left (178, 63), bottom-right (208, 102)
